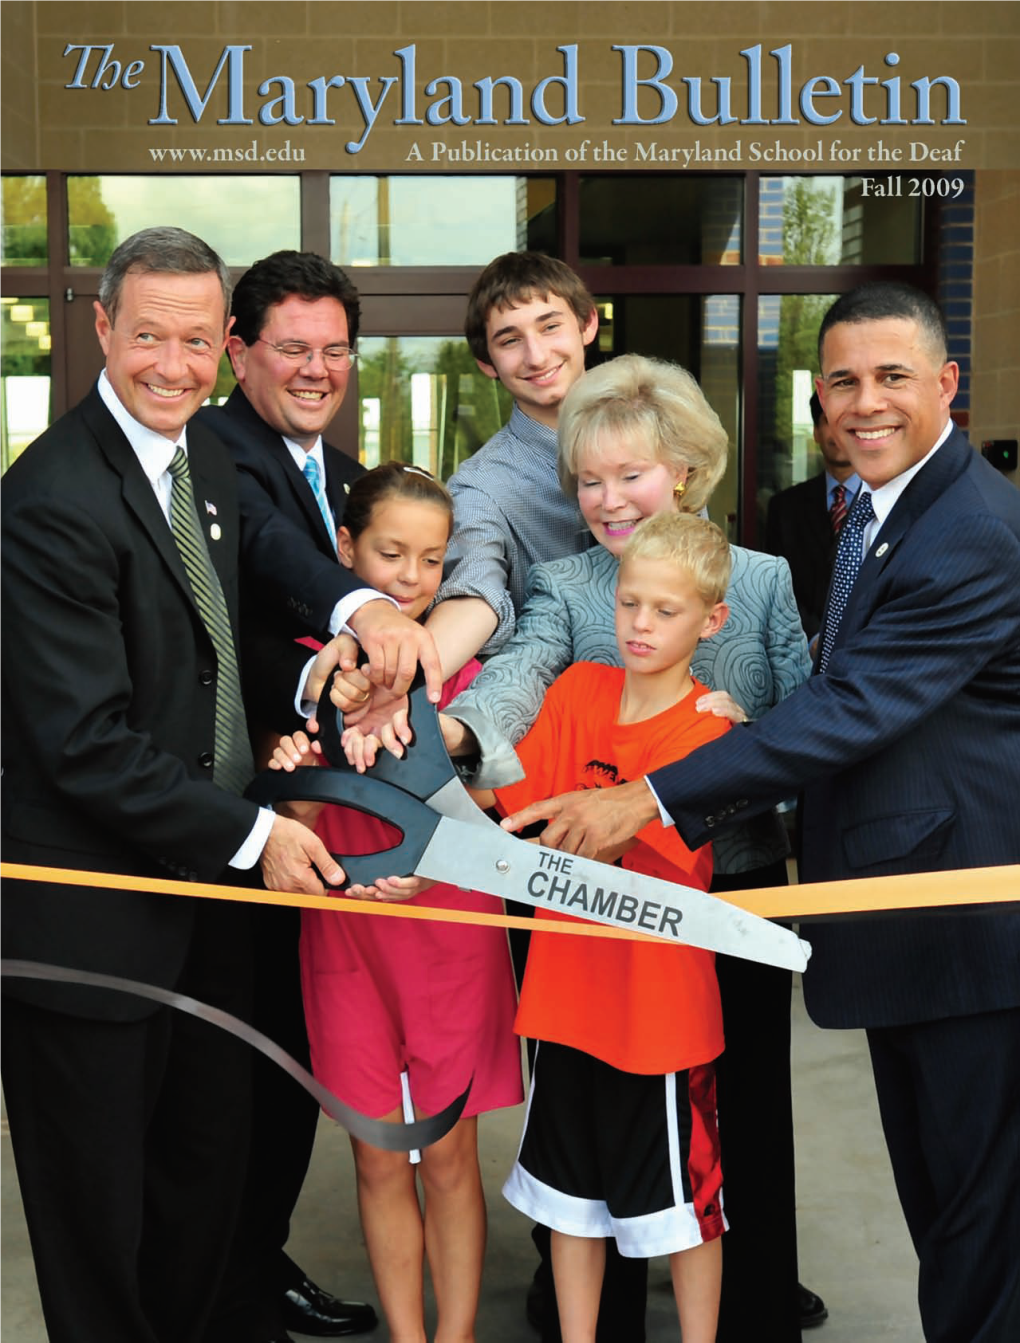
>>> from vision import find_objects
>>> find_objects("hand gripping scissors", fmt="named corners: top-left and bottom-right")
top-left (247, 677), bottom-right (811, 973)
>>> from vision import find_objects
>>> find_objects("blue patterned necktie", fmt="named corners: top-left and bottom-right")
top-left (168, 448), bottom-right (253, 795)
top-left (302, 454), bottom-right (337, 548)
top-left (818, 490), bottom-right (875, 673)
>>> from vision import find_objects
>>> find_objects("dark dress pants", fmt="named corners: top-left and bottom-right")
top-left (868, 1006), bottom-right (1020, 1343)
top-left (207, 902), bottom-right (322, 1341)
top-left (711, 860), bottom-right (802, 1343)
top-left (2, 899), bottom-right (253, 1343)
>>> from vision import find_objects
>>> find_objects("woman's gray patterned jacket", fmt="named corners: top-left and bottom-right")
top-left (447, 543), bottom-right (812, 875)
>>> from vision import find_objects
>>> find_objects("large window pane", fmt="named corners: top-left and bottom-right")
top-left (581, 176), bottom-right (742, 265)
top-left (1, 175), bottom-right (48, 266)
top-left (760, 177), bottom-right (922, 265)
top-left (2, 296), bottom-right (51, 472)
top-left (67, 176), bottom-right (301, 268)
top-left (756, 292), bottom-right (839, 536)
top-left (592, 294), bottom-right (741, 539)
top-left (356, 337), bottom-right (512, 478)
top-left (330, 176), bottom-right (555, 266)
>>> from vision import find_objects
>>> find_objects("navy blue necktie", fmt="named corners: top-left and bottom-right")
top-left (818, 491), bottom-right (875, 673)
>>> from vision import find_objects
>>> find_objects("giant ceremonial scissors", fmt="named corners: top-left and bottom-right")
top-left (247, 678), bottom-right (811, 974)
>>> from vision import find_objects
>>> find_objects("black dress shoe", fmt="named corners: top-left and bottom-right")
top-left (799, 1283), bottom-right (829, 1329)
top-left (281, 1278), bottom-right (378, 1337)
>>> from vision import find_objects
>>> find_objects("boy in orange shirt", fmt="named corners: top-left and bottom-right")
top-left (473, 511), bottom-right (733, 1343)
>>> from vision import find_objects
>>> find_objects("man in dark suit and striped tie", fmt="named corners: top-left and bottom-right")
top-left (502, 281), bottom-right (1020, 1343)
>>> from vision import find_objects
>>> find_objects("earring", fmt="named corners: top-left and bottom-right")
top-left (673, 480), bottom-right (687, 500)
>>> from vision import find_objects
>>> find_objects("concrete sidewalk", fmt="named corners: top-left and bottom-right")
top-left (1, 978), bottom-right (922, 1340)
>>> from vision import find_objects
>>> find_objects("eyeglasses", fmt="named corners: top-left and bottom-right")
top-left (256, 338), bottom-right (358, 370)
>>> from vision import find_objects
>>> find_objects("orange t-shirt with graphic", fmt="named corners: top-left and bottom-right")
top-left (495, 663), bottom-right (729, 1075)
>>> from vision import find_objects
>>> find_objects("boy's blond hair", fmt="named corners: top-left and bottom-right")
top-left (620, 512), bottom-right (731, 607)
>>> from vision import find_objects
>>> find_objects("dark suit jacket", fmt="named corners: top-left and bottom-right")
top-left (764, 473), bottom-right (836, 641)
top-left (197, 387), bottom-right (365, 732)
top-left (649, 428), bottom-right (1020, 1030)
top-left (0, 386), bottom-right (349, 1020)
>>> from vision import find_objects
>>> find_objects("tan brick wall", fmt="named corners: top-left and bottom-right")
top-left (972, 170), bottom-right (1020, 486)
top-left (2, 1), bottom-right (1018, 172)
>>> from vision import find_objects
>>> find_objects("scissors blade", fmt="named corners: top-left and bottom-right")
top-left (413, 817), bottom-right (811, 973)
top-left (423, 776), bottom-right (493, 827)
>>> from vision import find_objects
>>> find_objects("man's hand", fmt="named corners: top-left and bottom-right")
top-left (260, 814), bottom-right (345, 895)
top-left (500, 779), bottom-right (659, 857)
top-left (347, 599), bottom-right (443, 701)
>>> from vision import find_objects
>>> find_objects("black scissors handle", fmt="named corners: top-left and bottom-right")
top-left (315, 666), bottom-right (459, 801)
top-left (244, 769), bottom-right (441, 887)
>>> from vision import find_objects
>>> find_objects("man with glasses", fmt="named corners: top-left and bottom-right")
top-left (198, 251), bottom-right (378, 1343)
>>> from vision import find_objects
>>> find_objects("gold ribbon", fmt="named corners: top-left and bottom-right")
top-left (3, 861), bottom-right (1017, 940)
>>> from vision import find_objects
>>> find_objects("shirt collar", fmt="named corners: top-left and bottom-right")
top-left (284, 434), bottom-right (325, 474)
top-left (508, 402), bottom-right (559, 454)
top-left (868, 419), bottom-right (953, 533)
top-left (98, 368), bottom-right (186, 484)
top-left (826, 471), bottom-right (860, 503)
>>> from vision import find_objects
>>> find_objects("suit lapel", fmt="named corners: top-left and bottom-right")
top-left (833, 427), bottom-right (973, 644)
top-left (81, 389), bottom-right (197, 612)
top-left (187, 422), bottom-right (241, 611)
top-left (225, 387), bottom-right (334, 550)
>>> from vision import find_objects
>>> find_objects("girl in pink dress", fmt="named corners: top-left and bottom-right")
top-left (272, 462), bottom-right (522, 1343)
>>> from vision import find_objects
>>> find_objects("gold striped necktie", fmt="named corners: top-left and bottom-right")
top-left (168, 447), bottom-right (253, 795)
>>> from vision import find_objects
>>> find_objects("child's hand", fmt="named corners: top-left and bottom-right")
top-left (266, 732), bottom-right (323, 826)
top-left (341, 710), bottom-right (411, 772)
top-left (346, 874), bottom-right (436, 902)
top-left (337, 676), bottom-right (412, 743)
top-left (695, 690), bottom-right (748, 724)
top-left (269, 730), bottom-right (320, 771)
top-left (305, 635), bottom-right (358, 708)
top-left (340, 725), bottom-right (384, 773)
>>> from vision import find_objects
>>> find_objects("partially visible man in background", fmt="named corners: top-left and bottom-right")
top-left (765, 390), bottom-right (861, 646)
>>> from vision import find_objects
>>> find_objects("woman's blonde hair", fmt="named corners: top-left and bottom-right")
top-left (620, 511), bottom-right (732, 607)
top-left (558, 353), bottom-right (728, 515)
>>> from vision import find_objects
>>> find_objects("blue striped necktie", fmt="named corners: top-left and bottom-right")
top-left (302, 454), bottom-right (337, 548)
top-left (818, 491), bottom-right (875, 673)
top-left (168, 447), bottom-right (253, 795)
